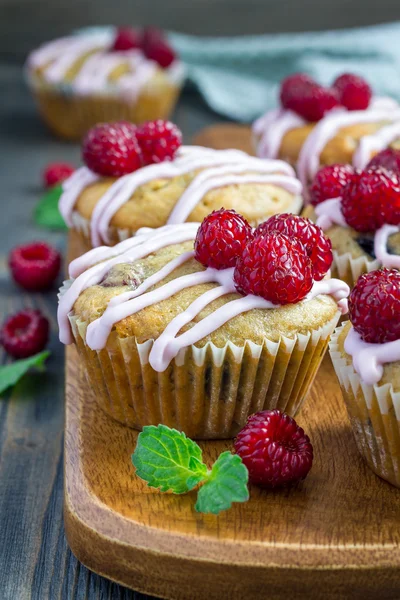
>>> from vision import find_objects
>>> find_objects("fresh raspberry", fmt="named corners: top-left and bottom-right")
top-left (281, 74), bottom-right (339, 121)
top-left (367, 148), bottom-right (400, 176)
top-left (234, 409), bottom-right (314, 488)
top-left (111, 27), bottom-right (141, 51)
top-left (194, 209), bottom-right (253, 270)
top-left (234, 232), bottom-right (313, 304)
top-left (0, 309), bottom-right (49, 359)
top-left (341, 167), bottom-right (400, 232)
top-left (140, 27), bottom-right (176, 68)
top-left (333, 73), bottom-right (371, 111)
top-left (82, 122), bottom-right (142, 177)
top-left (43, 162), bottom-right (75, 188)
top-left (136, 120), bottom-right (182, 165)
top-left (280, 73), bottom-right (317, 110)
top-left (348, 268), bottom-right (400, 343)
top-left (310, 163), bottom-right (355, 206)
top-left (256, 214), bottom-right (333, 281)
top-left (9, 242), bottom-right (61, 291)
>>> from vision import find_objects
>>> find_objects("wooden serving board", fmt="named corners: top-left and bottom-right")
top-left (64, 125), bottom-right (400, 600)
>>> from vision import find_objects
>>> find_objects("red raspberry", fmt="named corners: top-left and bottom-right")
top-left (43, 162), bottom-right (75, 188)
top-left (0, 309), bottom-right (49, 359)
top-left (310, 163), bottom-right (355, 206)
top-left (234, 409), bottom-right (314, 488)
top-left (333, 73), bottom-right (371, 111)
top-left (194, 209), bottom-right (253, 270)
top-left (256, 214), bottom-right (333, 281)
top-left (367, 148), bottom-right (400, 176)
top-left (234, 232), bottom-right (313, 304)
top-left (136, 120), bottom-right (182, 165)
top-left (348, 268), bottom-right (400, 343)
top-left (9, 242), bottom-right (61, 291)
top-left (82, 122), bottom-right (142, 177)
top-left (341, 167), bottom-right (400, 232)
top-left (111, 27), bottom-right (141, 51)
top-left (140, 27), bottom-right (176, 68)
top-left (280, 73), bottom-right (317, 110)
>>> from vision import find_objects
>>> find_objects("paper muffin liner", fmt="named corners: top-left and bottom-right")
top-left (330, 250), bottom-right (379, 288)
top-left (28, 75), bottom-right (183, 140)
top-left (67, 310), bottom-right (340, 439)
top-left (329, 323), bottom-right (400, 487)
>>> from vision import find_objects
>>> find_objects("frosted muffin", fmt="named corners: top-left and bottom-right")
top-left (59, 121), bottom-right (304, 251)
top-left (329, 268), bottom-right (400, 487)
top-left (252, 72), bottom-right (400, 189)
top-left (303, 163), bottom-right (400, 287)
top-left (58, 211), bottom-right (349, 439)
top-left (25, 27), bottom-right (185, 140)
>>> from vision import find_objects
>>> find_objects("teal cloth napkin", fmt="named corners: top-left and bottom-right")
top-left (168, 21), bottom-right (400, 122)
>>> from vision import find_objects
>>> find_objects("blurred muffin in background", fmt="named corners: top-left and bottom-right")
top-left (25, 26), bottom-right (185, 140)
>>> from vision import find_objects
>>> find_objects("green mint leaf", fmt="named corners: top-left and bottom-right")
top-left (0, 351), bottom-right (50, 395)
top-left (195, 452), bottom-right (249, 515)
top-left (132, 424), bottom-right (208, 494)
top-left (34, 184), bottom-right (67, 230)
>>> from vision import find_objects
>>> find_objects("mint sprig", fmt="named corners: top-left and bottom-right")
top-left (34, 184), bottom-right (67, 230)
top-left (195, 452), bottom-right (249, 514)
top-left (132, 425), bottom-right (249, 514)
top-left (0, 351), bottom-right (50, 394)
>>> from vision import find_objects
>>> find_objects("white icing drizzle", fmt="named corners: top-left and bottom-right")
top-left (344, 326), bottom-right (400, 385)
top-left (374, 224), bottom-right (400, 269)
top-left (58, 223), bottom-right (200, 344)
top-left (352, 120), bottom-right (400, 169)
top-left (59, 222), bottom-right (349, 372)
top-left (316, 198), bottom-right (400, 271)
top-left (253, 109), bottom-right (306, 159)
top-left (298, 103), bottom-right (400, 189)
top-left (59, 146), bottom-right (300, 247)
top-left (315, 197), bottom-right (347, 230)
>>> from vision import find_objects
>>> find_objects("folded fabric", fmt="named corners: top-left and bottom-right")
top-left (169, 21), bottom-right (400, 122)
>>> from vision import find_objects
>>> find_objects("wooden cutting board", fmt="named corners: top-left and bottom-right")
top-left (64, 125), bottom-right (400, 600)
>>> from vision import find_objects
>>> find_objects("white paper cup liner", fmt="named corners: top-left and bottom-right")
top-left (67, 310), bottom-right (340, 439)
top-left (331, 251), bottom-right (379, 288)
top-left (329, 323), bottom-right (400, 487)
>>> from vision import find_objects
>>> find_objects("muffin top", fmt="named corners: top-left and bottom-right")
top-left (337, 269), bottom-right (400, 387)
top-left (252, 72), bottom-right (400, 186)
top-left (59, 215), bottom-right (349, 372)
top-left (60, 137), bottom-right (303, 248)
top-left (26, 27), bottom-right (183, 95)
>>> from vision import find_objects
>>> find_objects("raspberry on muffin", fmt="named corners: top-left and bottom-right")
top-left (59, 213), bottom-right (348, 439)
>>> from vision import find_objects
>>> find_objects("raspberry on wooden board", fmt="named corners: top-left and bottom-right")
top-left (0, 310), bottom-right (49, 359)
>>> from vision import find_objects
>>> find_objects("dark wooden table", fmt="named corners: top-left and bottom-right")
top-left (0, 64), bottom-right (223, 600)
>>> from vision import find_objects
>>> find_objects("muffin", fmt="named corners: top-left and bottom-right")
top-left (252, 72), bottom-right (400, 189)
top-left (303, 163), bottom-right (400, 287)
top-left (59, 120), bottom-right (304, 251)
top-left (329, 268), bottom-right (400, 487)
top-left (58, 211), bottom-right (349, 439)
top-left (25, 27), bottom-right (185, 140)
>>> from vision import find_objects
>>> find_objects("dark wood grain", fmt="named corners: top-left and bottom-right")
top-left (64, 126), bottom-right (400, 600)
top-left (0, 64), bottom-right (222, 600)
